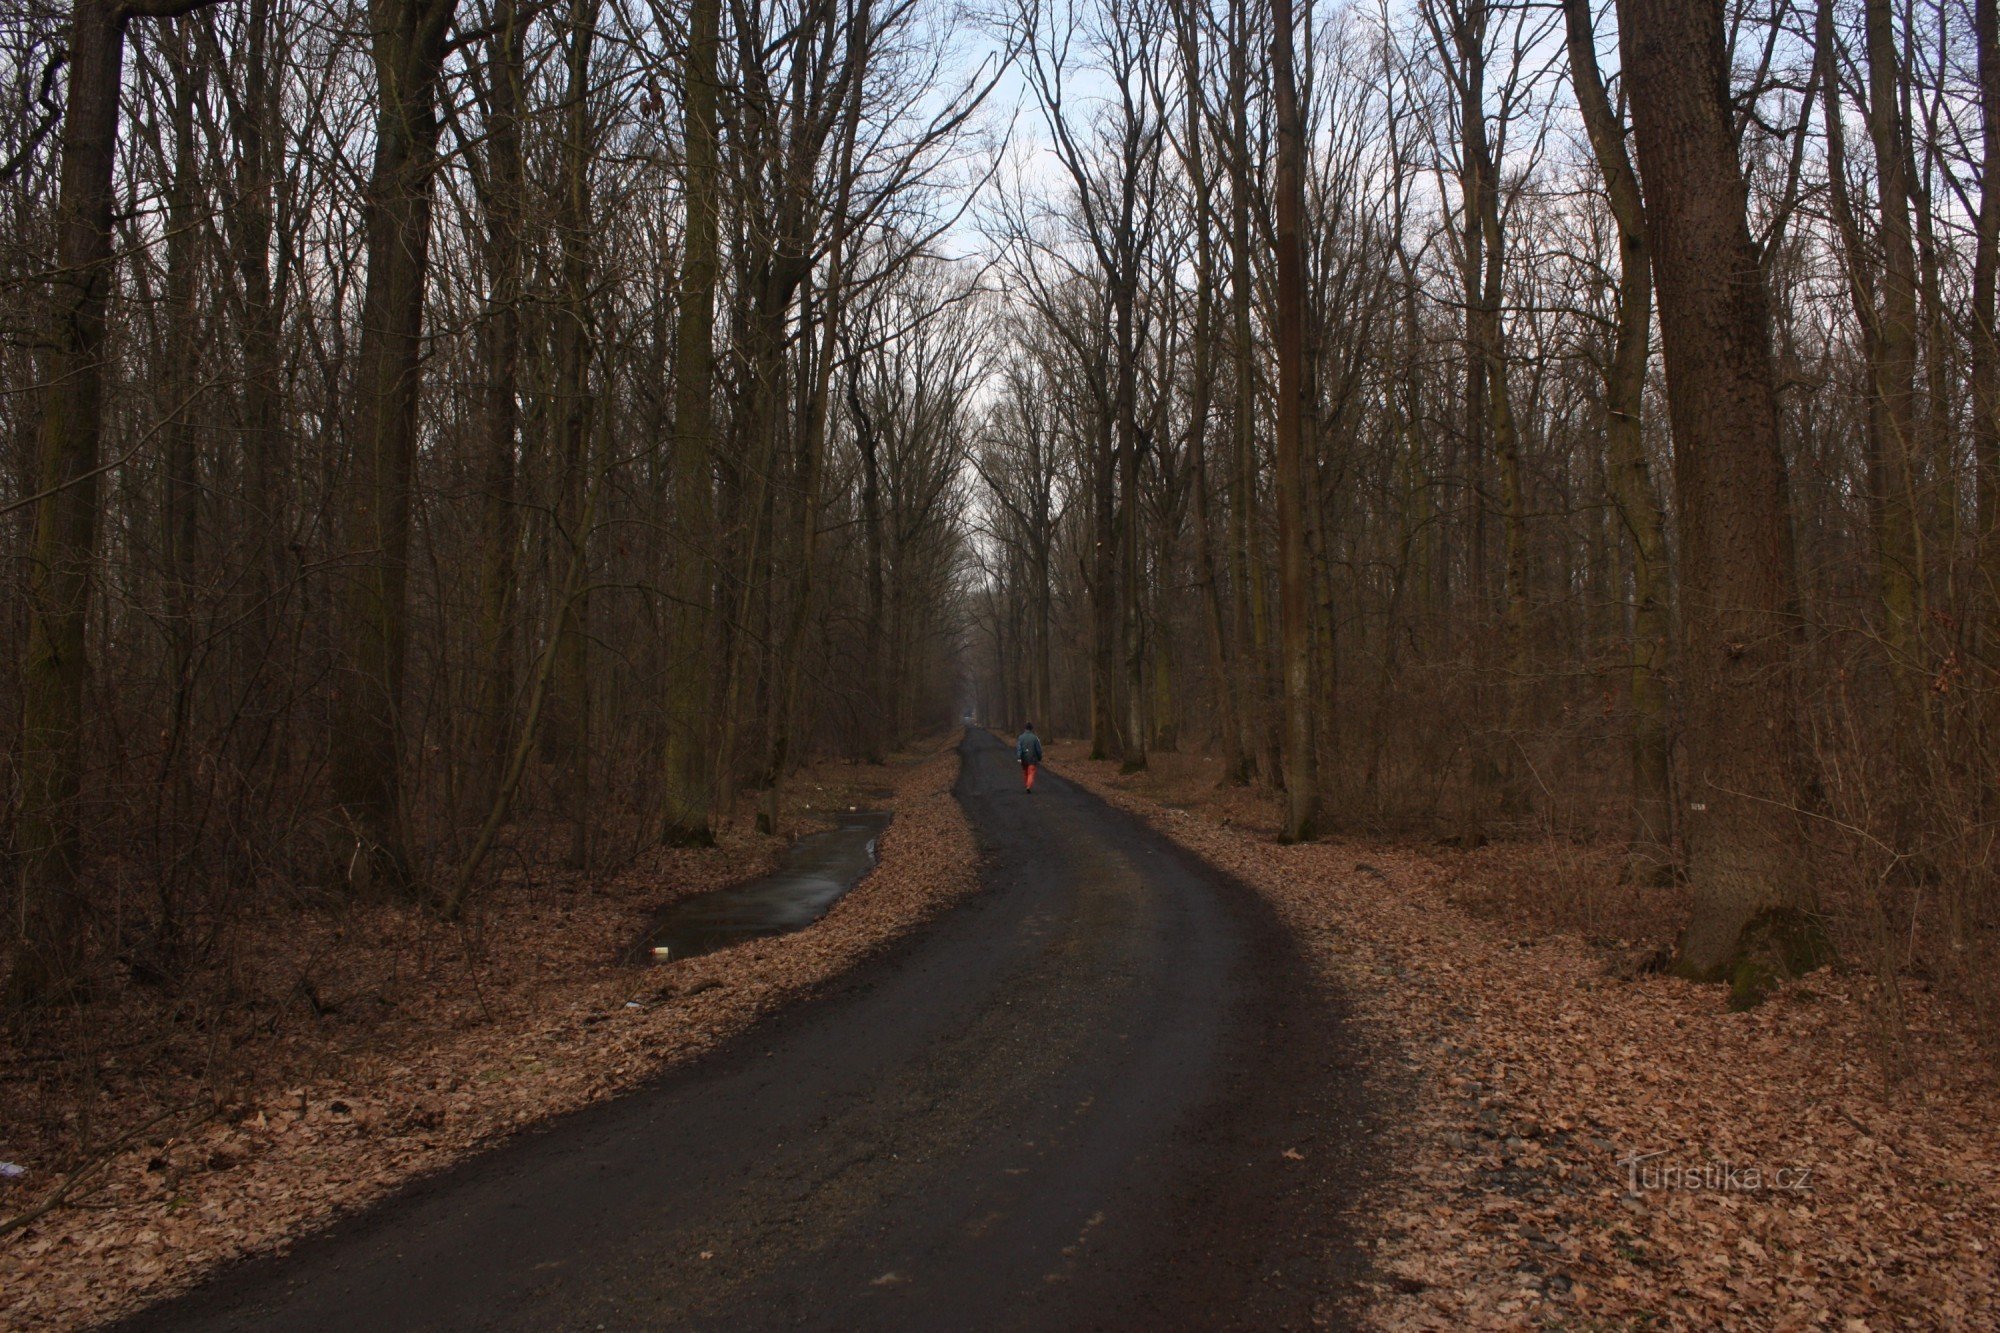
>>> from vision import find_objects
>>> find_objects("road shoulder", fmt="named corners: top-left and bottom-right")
top-left (0, 740), bottom-right (979, 1332)
top-left (1050, 743), bottom-right (2000, 1329)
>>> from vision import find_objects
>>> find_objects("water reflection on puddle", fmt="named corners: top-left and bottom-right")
top-left (646, 811), bottom-right (891, 962)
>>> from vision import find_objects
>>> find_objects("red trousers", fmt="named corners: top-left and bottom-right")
top-left (1022, 762), bottom-right (1037, 791)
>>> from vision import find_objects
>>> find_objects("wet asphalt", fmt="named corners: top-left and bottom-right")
top-left (115, 730), bottom-right (1371, 1331)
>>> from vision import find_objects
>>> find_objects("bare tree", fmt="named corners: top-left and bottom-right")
top-left (1563, 0), bottom-right (1673, 882)
top-left (1620, 0), bottom-right (1811, 978)
top-left (11, 0), bottom-right (222, 1003)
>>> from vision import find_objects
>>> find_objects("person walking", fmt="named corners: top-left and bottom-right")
top-left (1016, 722), bottom-right (1043, 793)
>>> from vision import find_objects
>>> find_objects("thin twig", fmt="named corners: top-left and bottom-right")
top-left (0, 1102), bottom-right (212, 1241)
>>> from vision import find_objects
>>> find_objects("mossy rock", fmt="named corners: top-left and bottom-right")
top-left (1727, 958), bottom-right (1780, 1011)
top-left (1712, 907), bottom-right (1834, 1011)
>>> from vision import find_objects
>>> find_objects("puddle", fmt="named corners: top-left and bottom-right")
top-left (642, 811), bottom-right (891, 963)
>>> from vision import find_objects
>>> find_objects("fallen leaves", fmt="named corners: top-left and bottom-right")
top-left (1053, 743), bottom-right (2000, 1331)
top-left (0, 738), bottom-right (979, 1332)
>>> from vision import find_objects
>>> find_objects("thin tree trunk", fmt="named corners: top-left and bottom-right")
top-left (1863, 0), bottom-right (1925, 705)
top-left (850, 377), bottom-right (888, 763)
top-left (1091, 392), bottom-right (1119, 761)
top-left (1173, 16), bottom-right (1242, 777)
top-left (232, 0), bottom-right (286, 761)
top-left (1115, 265), bottom-right (1146, 771)
top-left (162, 31), bottom-right (203, 790)
top-left (1976, 0), bottom-right (2000, 651)
top-left (330, 0), bottom-right (455, 895)
top-left (469, 0), bottom-right (525, 824)
top-left (1271, 0), bottom-right (1317, 842)
top-left (1564, 0), bottom-right (1673, 881)
top-left (1030, 411), bottom-right (1053, 729)
top-left (545, 0), bottom-right (600, 870)
top-left (1442, 0), bottom-right (1524, 825)
top-left (661, 0), bottom-right (721, 844)
top-left (445, 429), bottom-right (605, 919)
top-left (1224, 0), bottom-right (1261, 784)
top-left (1819, 0), bottom-right (1930, 848)
top-left (762, 0), bottom-right (872, 835)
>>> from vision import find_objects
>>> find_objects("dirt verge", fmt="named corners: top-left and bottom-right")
top-left (1050, 742), bottom-right (2000, 1330)
top-left (0, 738), bottom-right (977, 1331)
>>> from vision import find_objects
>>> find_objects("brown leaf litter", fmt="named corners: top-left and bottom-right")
top-left (1050, 742), bottom-right (2000, 1331)
top-left (0, 738), bottom-right (978, 1331)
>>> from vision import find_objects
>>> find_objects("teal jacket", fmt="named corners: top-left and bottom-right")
top-left (1016, 730), bottom-right (1043, 764)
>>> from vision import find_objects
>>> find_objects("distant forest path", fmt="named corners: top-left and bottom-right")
top-left (117, 731), bottom-right (1374, 1330)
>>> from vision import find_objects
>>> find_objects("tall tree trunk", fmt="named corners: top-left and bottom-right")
top-left (10, 0), bottom-right (129, 1002)
top-left (469, 0), bottom-right (525, 825)
top-left (1484, 217), bottom-right (1530, 821)
top-left (1620, 0), bottom-right (1810, 979)
top-left (1863, 0), bottom-right (1925, 707)
top-left (444, 424), bottom-right (603, 918)
top-left (1840, 0), bottom-right (1920, 728)
top-left (1170, 5), bottom-right (1241, 776)
top-left (330, 0), bottom-right (455, 895)
top-left (1450, 4), bottom-right (1491, 838)
top-left (850, 377), bottom-right (888, 763)
top-left (545, 0), bottom-right (600, 869)
top-left (1820, 0), bottom-right (1930, 847)
top-left (232, 0), bottom-right (286, 756)
top-left (1910, 134), bottom-right (1950, 612)
top-left (714, 268), bottom-right (789, 816)
top-left (722, 219), bottom-right (806, 815)
top-left (1976, 0), bottom-right (2000, 652)
top-left (1090, 392), bottom-right (1119, 761)
top-left (661, 0), bottom-right (721, 844)
top-left (1030, 419), bottom-right (1054, 730)
top-left (1271, 0), bottom-right (1317, 843)
top-left (1224, 0), bottom-right (1262, 784)
top-left (1188, 328), bottom-right (1238, 771)
top-left (762, 0), bottom-right (871, 833)
top-left (1444, 0), bottom-right (1525, 825)
top-left (1115, 267), bottom-right (1146, 771)
top-left (162, 30), bottom-right (203, 784)
top-left (1564, 0), bottom-right (1673, 882)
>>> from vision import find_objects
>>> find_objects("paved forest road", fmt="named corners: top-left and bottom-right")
top-left (120, 732), bottom-right (1372, 1331)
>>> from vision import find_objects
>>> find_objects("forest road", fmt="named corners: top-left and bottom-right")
top-left (117, 730), bottom-right (1374, 1331)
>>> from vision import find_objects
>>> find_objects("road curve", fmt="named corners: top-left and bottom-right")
top-left (117, 731), bottom-right (1371, 1331)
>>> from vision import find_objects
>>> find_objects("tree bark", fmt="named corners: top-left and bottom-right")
top-left (161, 27), bottom-right (203, 781)
top-left (1977, 0), bottom-right (2000, 650)
top-left (10, 0), bottom-right (129, 1002)
top-left (1564, 0), bottom-right (1673, 881)
top-left (469, 0), bottom-right (525, 826)
top-left (545, 0), bottom-right (600, 870)
top-left (1861, 0), bottom-right (1925, 702)
top-left (1172, 9), bottom-right (1242, 778)
top-left (1271, 0), bottom-right (1317, 842)
top-left (329, 0), bottom-right (455, 895)
top-left (1620, 0), bottom-right (1809, 978)
top-left (1090, 386), bottom-right (1119, 761)
top-left (1114, 235), bottom-right (1146, 771)
top-left (850, 374), bottom-right (888, 763)
top-left (232, 0), bottom-right (286, 746)
top-left (661, 0), bottom-right (722, 844)
top-left (1224, 0), bottom-right (1263, 785)
top-left (761, 0), bottom-right (872, 834)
